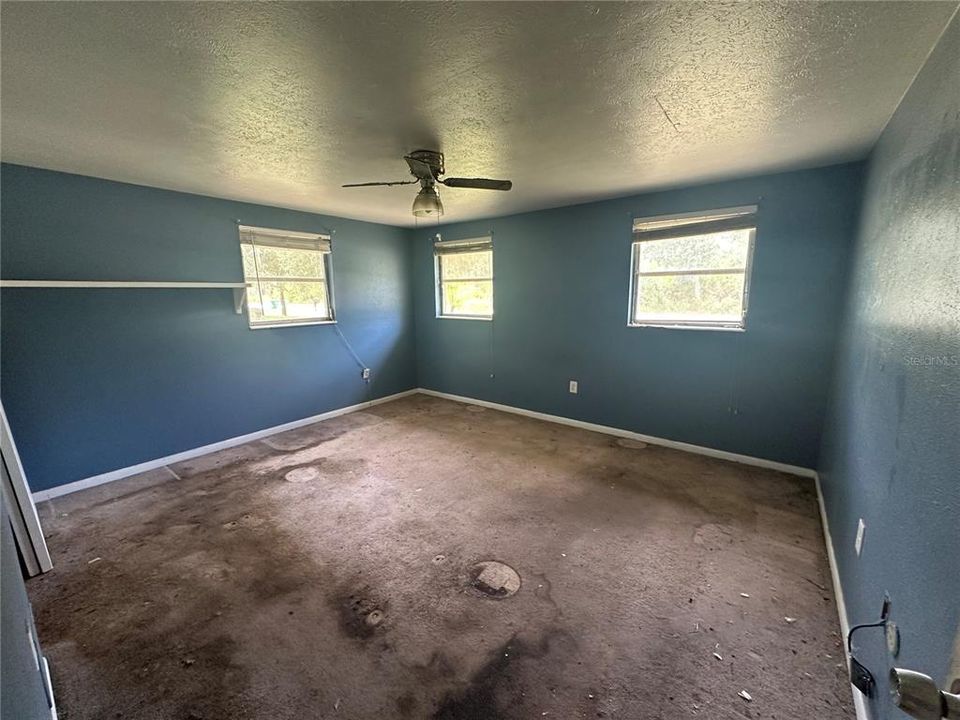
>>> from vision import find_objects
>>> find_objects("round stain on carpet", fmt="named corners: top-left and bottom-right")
top-left (616, 438), bottom-right (648, 450)
top-left (284, 466), bottom-right (321, 483)
top-left (470, 561), bottom-right (521, 599)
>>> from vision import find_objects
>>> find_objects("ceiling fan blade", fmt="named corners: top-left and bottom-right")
top-left (341, 180), bottom-right (418, 188)
top-left (404, 155), bottom-right (437, 181)
top-left (441, 177), bottom-right (513, 191)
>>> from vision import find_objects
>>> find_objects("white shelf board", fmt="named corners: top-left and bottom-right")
top-left (0, 280), bottom-right (247, 288)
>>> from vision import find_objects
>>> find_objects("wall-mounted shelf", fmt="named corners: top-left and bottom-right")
top-left (0, 280), bottom-right (249, 314)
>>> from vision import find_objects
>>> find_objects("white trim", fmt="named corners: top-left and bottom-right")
top-left (233, 287), bottom-right (247, 314)
top-left (42, 656), bottom-right (58, 720)
top-left (31, 389), bottom-right (418, 502)
top-left (0, 401), bottom-right (53, 573)
top-left (1, 462), bottom-right (40, 576)
top-left (0, 280), bottom-right (246, 289)
top-left (30, 387), bottom-right (819, 504)
top-left (815, 475), bottom-right (870, 720)
top-left (248, 319), bottom-right (337, 330)
top-left (627, 322), bottom-right (746, 332)
top-left (416, 388), bottom-right (816, 478)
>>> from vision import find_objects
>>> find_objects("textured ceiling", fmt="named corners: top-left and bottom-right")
top-left (1, 2), bottom-right (955, 226)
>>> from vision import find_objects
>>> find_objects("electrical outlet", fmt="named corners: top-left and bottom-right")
top-left (855, 518), bottom-right (866, 556)
top-left (569, 380), bottom-right (578, 394)
top-left (361, 368), bottom-right (371, 380)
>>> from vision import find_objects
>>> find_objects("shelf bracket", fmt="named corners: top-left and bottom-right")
top-left (233, 287), bottom-right (247, 315)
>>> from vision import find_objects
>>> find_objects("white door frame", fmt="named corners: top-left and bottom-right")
top-left (0, 401), bottom-right (52, 575)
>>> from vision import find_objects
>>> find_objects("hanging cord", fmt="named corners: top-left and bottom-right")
top-left (487, 309), bottom-right (496, 384)
top-left (488, 232), bottom-right (496, 382)
top-left (248, 232), bottom-right (267, 313)
top-left (334, 324), bottom-right (367, 373)
top-left (727, 335), bottom-right (742, 416)
top-left (313, 229), bottom-right (368, 384)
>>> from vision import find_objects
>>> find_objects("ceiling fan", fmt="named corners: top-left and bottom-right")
top-left (342, 150), bottom-right (512, 218)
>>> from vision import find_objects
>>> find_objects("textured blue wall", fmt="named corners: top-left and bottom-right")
top-left (0, 164), bottom-right (416, 491)
top-left (413, 163), bottom-right (863, 468)
top-left (819, 14), bottom-right (960, 717)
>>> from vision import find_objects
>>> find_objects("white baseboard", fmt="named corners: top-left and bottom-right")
top-left (31, 389), bottom-right (419, 502)
top-left (815, 475), bottom-right (870, 720)
top-left (33, 385), bottom-right (817, 502)
top-left (417, 388), bottom-right (818, 479)
top-left (42, 656), bottom-right (58, 720)
top-left (30, 385), bottom-right (862, 718)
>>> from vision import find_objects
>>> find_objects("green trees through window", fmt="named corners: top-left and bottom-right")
top-left (630, 219), bottom-right (755, 329)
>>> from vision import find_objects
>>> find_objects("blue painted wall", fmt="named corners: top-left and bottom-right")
top-left (819, 13), bottom-right (960, 717)
top-left (413, 163), bottom-right (863, 468)
top-left (0, 164), bottom-right (416, 492)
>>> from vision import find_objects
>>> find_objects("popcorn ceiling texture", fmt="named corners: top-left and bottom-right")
top-left (0, 1), bottom-right (954, 226)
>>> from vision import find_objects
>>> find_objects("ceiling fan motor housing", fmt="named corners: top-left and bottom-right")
top-left (407, 149), bottom-right (444, 180)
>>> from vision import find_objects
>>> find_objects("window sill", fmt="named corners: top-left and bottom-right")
top-left (627, 322), bottom-right (745, 332)
top-left (249, 319), bottom-right (337, 330)
top-left (437, 314), bottom-right (493, 322)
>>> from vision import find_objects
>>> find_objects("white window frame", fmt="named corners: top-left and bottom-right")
top-left (627, 205), bottom-right (758, 331)
top-left (434, 236), bottom-right (494, 320)
top-left (239, 225), bottom-right (336, 329)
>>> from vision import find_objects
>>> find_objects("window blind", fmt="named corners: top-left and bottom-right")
top-left (632, 205), bottom-right (757, 243)
top-left (434, 236), bottom-right (493, 255)
top-left (239, 225), bottom-right (331, 253)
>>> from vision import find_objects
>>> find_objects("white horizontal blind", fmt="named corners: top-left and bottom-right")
top-left (633, 205), bottom-right (757, 242)
top-left (239, 225), bottom-right (331, 253)
top-left (434, 236), bottom-right (493, 255)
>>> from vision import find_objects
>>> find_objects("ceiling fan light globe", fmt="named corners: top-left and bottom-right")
top-left (412, 186), bottom-right (443, 217)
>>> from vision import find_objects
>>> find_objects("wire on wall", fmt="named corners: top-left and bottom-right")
top-left (334, 324), bottom-right (367, 372)
top-left (488, 231), bottom-right (496, 384)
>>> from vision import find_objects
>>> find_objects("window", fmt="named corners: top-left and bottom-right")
top-left (435, 236), bottom-right (493, 319)
top-left (628, 206), bottom-right (757, 330)
top-left (239, 225), bottom-right (334, 328)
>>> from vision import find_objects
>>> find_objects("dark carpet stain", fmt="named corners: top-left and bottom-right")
top-left (333, 586), bottom-right (389, 640)
top-left (433, 629), bottom-right (576, 720)
top-left (397, 692), bottom-right (417, 717)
